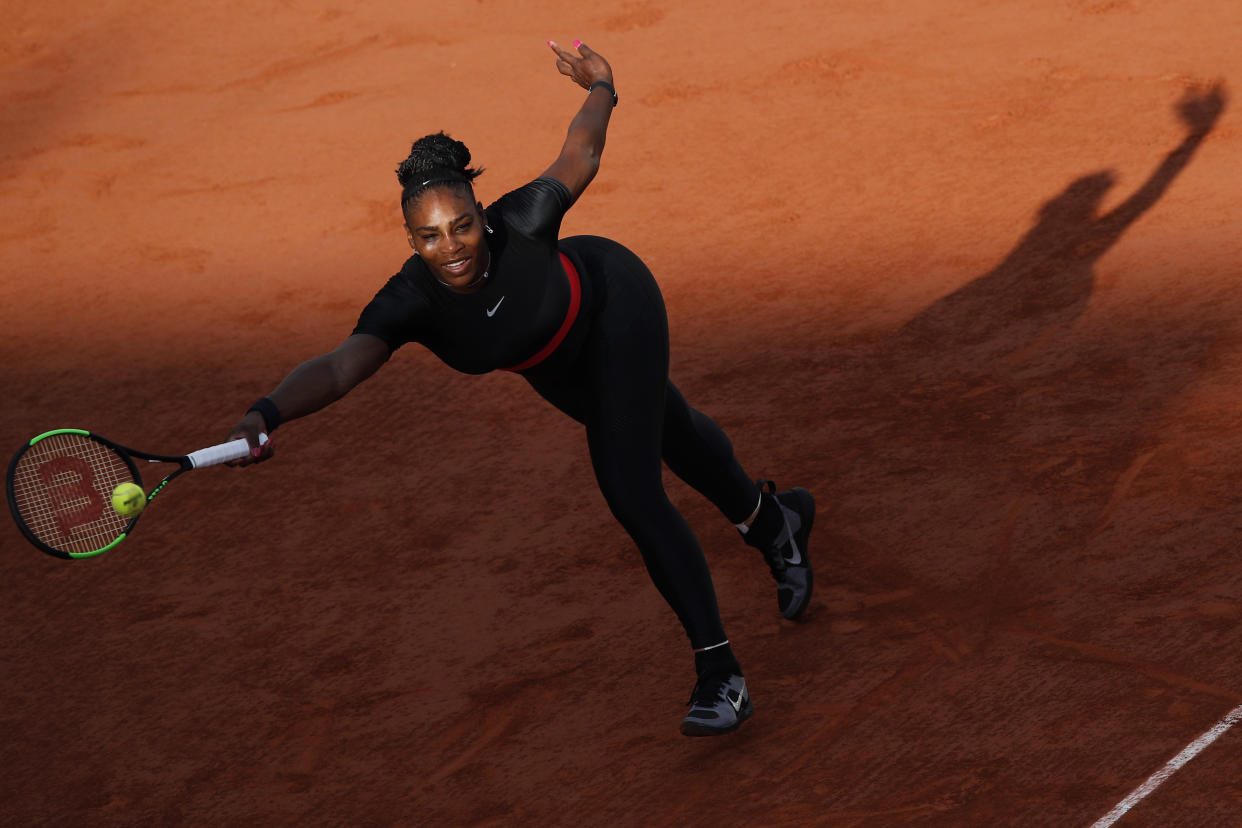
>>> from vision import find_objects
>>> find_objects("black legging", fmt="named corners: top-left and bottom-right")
top-left (523, 236), bottom-right (760, 649)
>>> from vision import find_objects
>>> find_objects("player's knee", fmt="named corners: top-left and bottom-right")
top-left (599, 482), bottom-right (668, 531)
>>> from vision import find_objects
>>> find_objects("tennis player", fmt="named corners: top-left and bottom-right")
top-left (227, 40), bottom-right (815, 736)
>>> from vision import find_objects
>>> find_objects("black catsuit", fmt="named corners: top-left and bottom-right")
top-left (353, 176), bottom-right (760, 649)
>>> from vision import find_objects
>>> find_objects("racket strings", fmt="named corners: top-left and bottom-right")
top-left (10, 433), bottom-right (136, 556)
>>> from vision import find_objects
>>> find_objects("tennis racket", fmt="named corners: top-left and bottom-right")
top-left (6, 428), bottom-right (268, 560)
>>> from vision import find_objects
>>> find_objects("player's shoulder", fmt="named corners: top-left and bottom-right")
top-left (354, 257), bottom-right (434, 345)
top-left (487, 177), bottom-right (572, 238)
top-left (385, 255), bottom-right (435, 296)
top-left (360, 257), bottom-right (435, 315)
top-left (488, 176), bottom-right (572, 209)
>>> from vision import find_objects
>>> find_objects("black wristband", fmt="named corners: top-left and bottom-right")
top-left (247, 397), bottom-right (282, 433)
top-left (589, 80), bottom-right (618, 107)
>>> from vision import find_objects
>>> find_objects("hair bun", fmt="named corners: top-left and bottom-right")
top-left (396, 131), bottom-right (483, 187)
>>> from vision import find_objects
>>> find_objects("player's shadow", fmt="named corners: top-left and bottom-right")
top-left (822, 82), bottom-right (1231, 613)
top-left (891, 83), bottom-right (1227, 374)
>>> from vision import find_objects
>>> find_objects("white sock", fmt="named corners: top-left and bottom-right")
top-left (734, 494), bottom-right (763, 534)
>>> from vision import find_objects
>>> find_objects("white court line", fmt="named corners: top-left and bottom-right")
top-left (1092, 702), bottom-right (1242, 827)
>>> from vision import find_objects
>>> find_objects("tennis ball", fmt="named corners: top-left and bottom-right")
top-left (111, 482), bottom-right (146, 517)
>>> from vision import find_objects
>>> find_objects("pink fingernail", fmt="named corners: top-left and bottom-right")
top-left (547, 40), bottom-right (553, 46)
top-left (252, 447), bottom-right (261, 457)
top-left (573, 39), bottom-right (581, 48)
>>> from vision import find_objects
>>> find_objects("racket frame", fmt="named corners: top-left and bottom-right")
top-left (6, 428), bottom-right (253, 560)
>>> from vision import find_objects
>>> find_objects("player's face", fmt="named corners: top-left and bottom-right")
top-left (404, 187), bottom-right (490, 293)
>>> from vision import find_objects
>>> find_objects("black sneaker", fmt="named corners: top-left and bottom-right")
top-left (680, 673), bottom-right (753, 736)
top-left (751, 480), bottom-right (815, 620)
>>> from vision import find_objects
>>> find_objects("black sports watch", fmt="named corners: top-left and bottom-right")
top-left (589, 80), bottom-right (618, 107)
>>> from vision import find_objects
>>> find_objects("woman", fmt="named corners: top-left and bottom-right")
top-left (227, 40), bottom-right (815, 737)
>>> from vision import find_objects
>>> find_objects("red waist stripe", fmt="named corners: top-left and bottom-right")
top-left (505, 251), bottom-right (582, 372)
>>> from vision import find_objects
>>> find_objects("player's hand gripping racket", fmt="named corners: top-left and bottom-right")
top-left (5, 429), bottom-right (267, 560)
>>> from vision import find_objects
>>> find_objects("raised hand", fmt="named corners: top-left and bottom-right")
top-left (1177, 81), bottom-right (1227, 136)
top-left (548, 39), bottom-right (613, 91)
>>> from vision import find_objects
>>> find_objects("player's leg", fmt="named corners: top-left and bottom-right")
top-left (525, 291), bottom-right (731, 659)
top-left (660, 381), bottom-right (758, 524)
top-left (525, 354), bottom-right (752, 735)
top-left (660, 381), bottom-right (817, 620)
top-left (581, 271), bottom-right (754, 736)
top-left (530, 238), bottom-right (752, 734)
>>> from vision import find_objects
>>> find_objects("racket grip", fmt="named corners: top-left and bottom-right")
top-left (188, 433), bottom-right (269, 469)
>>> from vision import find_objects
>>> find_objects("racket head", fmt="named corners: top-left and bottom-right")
top-left (6, 429), bottom-right (144, 560)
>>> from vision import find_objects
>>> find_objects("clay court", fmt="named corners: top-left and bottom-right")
top-left (3, 1), bottom-right (1242, 824)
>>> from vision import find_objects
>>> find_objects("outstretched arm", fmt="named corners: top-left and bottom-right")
top-left (542, 40), bottom-right (616, 203)
top-left (227, 333), bottom-right (391, 463)
top-left (1097, 83), bottom-right (1226, 238)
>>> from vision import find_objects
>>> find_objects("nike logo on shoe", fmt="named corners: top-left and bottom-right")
top-left (486, 296), bottom-right (505, 317)
top-left (785, 539), bottom-right (803, 566)
top-left (728, 690), bottom-right (744, 713)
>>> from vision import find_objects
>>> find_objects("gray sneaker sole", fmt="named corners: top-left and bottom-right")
top-left (680, 697), bottom-right (755, 737)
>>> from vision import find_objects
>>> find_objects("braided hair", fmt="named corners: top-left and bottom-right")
top-left (396, 132), bottom-right (483, 214)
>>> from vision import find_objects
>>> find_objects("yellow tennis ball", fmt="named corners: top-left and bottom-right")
top-left (111, 482), bottom-right (146, 517)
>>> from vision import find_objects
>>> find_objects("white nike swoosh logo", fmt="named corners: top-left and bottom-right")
top-left (728, 691), bottom-right (744, 713)
top-left (486, 296), bottom-right (505, 317)
top-left (785, 538), bottom-right (803, 566)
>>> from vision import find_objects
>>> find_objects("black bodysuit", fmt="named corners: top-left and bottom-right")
top-left (353, 177), bottom-right (592, 374)
top-left (354, 177), bottom-right (760, 649)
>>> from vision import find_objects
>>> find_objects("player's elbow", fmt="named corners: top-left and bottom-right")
top-left (564, 128), bottom-right (604, 170)
top-left (328, 335), bottom-right (389, 397)
top-left (578, 140), bottom-right (603, 172)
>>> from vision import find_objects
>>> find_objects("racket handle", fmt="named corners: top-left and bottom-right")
top-left (187, 433), bottom-right (269, 469)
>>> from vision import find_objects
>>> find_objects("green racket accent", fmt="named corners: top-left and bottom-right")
top-left (9, 428), bottom-right (255, 560)
top-left (29, 428), bottom-right (90, 446)
top-left (8, 429), bottom-right (139, 559)
top-left (69, 533), bottom-right (127, 559)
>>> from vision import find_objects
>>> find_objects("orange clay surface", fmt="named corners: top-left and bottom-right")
top-left (3, 2), bottom-right (1242, 825)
